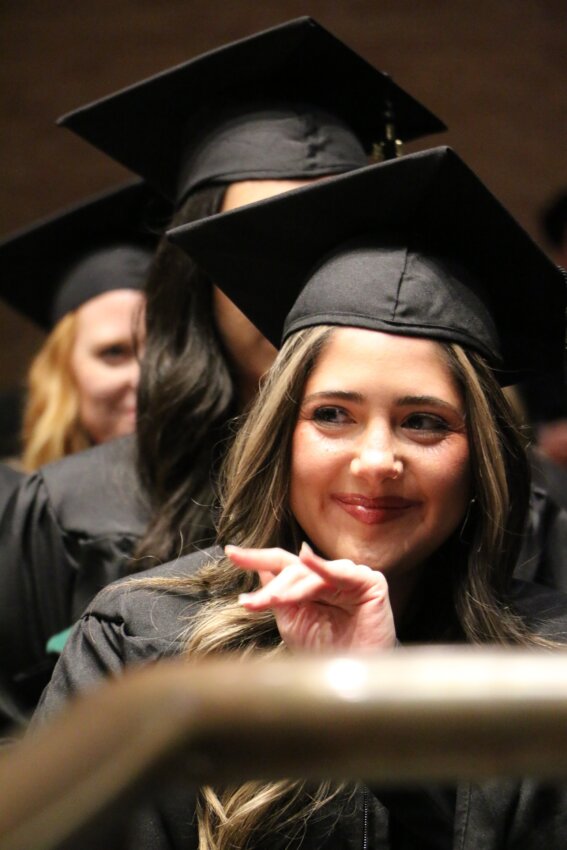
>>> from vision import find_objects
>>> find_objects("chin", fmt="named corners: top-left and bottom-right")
top-left (323, 532), bottom-right (427, 576)
top-left (96, 422), bottom-right (136, 443)
top-left (116, 422), bottom-right (137, 438)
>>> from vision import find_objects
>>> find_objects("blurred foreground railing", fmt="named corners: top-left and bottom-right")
top-left (1, 646), bottom-right (567, 850)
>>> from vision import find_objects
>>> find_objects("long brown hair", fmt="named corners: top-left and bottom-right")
top-left (136, 325), bottom-right (538, 849)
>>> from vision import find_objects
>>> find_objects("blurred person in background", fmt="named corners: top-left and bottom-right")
top-left (0, 181), bottom-right (159, 470)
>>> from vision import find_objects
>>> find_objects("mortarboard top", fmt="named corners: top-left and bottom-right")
top-left (0, 181), bottom-right (171, 330)
top-left (57, 17), bottom-right (446, 206)
top-left (167, 146), bottom-right (565, 389)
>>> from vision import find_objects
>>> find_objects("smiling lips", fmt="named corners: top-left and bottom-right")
top-left (332, 493), bottom-right (419, 525)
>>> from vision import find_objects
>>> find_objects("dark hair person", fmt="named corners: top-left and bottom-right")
top-left (36, 148), bottom-right (567, 849)
top-left (0, 17), bottom-right (445, 720)
top-left (59, 16), bottom-right (443, 564)
top-left (135, 180), bottom-right (304, 562)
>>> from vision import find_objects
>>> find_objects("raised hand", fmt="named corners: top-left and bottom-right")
top-left (225, 542), bottom-right (397, 652)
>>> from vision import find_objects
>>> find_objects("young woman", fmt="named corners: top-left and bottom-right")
top-left (0, 181), bottom-right (157, 470)
top-left (36, 148), bottom-right (567, 848)
top-left (0, 17), bottom-right (444, 713)
top-left (21, 282), bottom-right (145, 469)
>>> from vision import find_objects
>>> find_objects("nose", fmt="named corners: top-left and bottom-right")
top-left (124, 357), bottom-right (141, 391)
top-left (350, 426), bottom-right (403, 481)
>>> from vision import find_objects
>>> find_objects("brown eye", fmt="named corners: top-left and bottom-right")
top-left (99, 344), bottom-right (131, 364)
top-left (312, 406), bottom-right (351, 425)
top-left (403, 413), bottom-right (451, 432)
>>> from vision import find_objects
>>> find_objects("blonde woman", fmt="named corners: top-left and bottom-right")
top-left (36, 149), bottom-right (567, 848)
top-left (1, 182), bottom-right (158, 470)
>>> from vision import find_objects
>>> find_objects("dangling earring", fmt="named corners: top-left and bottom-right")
top-left (459, 496), bottom-right (476, 540)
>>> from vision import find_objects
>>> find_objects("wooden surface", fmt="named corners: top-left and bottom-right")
top-left (1, 647), bottom-right (567, 850)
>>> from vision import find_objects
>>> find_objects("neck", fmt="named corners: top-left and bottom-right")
top-left (393, 558), bottom-right (457, 644)
top-left (387, 566), bottom-right (425, 629)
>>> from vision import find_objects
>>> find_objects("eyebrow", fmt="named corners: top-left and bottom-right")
top-left (302, 390), bottom-right (463, 415)
top-left (397, 394), bottom-right (461, 413)
top-left (303, 390), bottom-right (364, 404)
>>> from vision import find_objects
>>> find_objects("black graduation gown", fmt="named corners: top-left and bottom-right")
top-left (0, 461), bottom-right (24, 513)
top-left (0, 462), bottom-right (28, 730)
top-left (35, 549), bottom-right (567, 849)
top-left (516, 452), bottom-right (567, 593)
top-left (0, 434), bottom-right (150, 710)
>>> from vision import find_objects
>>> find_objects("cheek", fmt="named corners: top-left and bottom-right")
top-left (76, 363), bottom-right (108, 401)
top-left (290, 426), bottom-right (344, 516)
top-left (71, 349), bottom-right (96, 399)
top-left (73, 356), bottom-right (125, 406)
top-left (425, 442), bottom-right (471, 521)
top-left (290, 426), bottom-right (319, 520)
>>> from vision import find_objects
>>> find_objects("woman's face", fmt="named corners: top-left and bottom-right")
top-left (290, 328), bottom-right (471, 591)
top-left (70, 288), bottom-right (145, 444)
top-left (213, 179), bottom-right (317, 404)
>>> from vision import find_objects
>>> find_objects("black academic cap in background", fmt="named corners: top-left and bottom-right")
top-left (0, 181), bottom-right (170, 330)
top-left (167, 146), bottom-right (565, 388)
top-left (57, 17), bottom-right (446, 205)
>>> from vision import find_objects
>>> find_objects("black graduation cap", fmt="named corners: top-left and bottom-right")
top-left (57, 17), bottom-right (446, 206)
top-left (167, 146), bottom-right (566, 389)
top-left (0, 181), bottom-right (171, 330)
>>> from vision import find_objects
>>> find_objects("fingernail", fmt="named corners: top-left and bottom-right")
top-left (299, 541), bottom-right (313, 556)
top-left (238, 593), bottom-right (250, 605)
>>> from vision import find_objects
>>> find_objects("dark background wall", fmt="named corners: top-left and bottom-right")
top-left (1, 0), bottom-right (565, 395)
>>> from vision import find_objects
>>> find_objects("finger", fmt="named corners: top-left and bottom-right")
top-left (298, 542), bottom-right (366, 585)
top-left (239, 569), bottom-right (330, 610)
top-left (225, 545), bottom-right (300, 575)
top-left (299, 543), bottom-right (388, 597)
top-left (256, 569), bottom-right (276, 588)
top-left (239, 567), bottom-right (324, 605)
